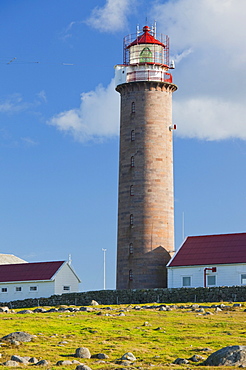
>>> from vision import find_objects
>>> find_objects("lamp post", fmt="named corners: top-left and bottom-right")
top-left (102, 249), bottom-right (107, 290)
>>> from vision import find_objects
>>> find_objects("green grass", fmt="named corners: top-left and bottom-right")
top-left (0, 303), bottom-right (245, 369)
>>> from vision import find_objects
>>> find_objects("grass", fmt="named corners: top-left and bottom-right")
top-left (0, 302), bottom-right (246, 369)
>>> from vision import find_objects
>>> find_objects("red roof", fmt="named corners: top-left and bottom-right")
top-left (0, 261), bottom-right (65, 282)
top-left (128, 26), bottom-right (164, 48)
top-left (169, 233), bottom-right (246, 267)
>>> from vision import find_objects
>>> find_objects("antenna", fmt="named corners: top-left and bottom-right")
top-left (68, 254), bottom-right (72, 265)
top-left (182, 212), bottom-right (185, 241)
top-left (154, 20), bottom-right (157, 38)
top-left (102, 248), bottom-right (107, 290)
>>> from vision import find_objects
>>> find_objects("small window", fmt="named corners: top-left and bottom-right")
top-left (182, 276), bottom-right (191, 287)
top-left (130, 214), bottom-right (134, 227)
top-left (129, 269), bottom-right (133, 281)
top-left (131, 102), bottom-right (135, 113)
top-left (63, 286), bottom-right (70, 291)
top-left (241, 274), bottom-right (246, 285)
top-left (131, 130), bottom-right (135, 141)
top-left (207, 275), bottom-right (216, 286)
top-left (129, 243), bottom-right (133, 254)
top-left (1, 287), bottom-right (7, 293)
top-left (130, 185), bottom-right (134, 196)
top-left (16, 287), bottom-right (22, 292)
top-left (131, 156), bottom-right (135, 168)
top-left (30, 286), bottom-right (37, 291)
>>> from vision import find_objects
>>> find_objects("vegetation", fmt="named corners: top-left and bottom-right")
top-left (0, 302), bottom-right (246, 369)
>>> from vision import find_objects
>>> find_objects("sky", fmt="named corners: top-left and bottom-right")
top-left (0, 0), bottom-right (246, 291)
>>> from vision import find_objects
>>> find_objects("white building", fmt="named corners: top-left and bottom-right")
top-left (167, 233), bottom-right (246, 288)
top-left (0, 260), bottom-right (81, 302)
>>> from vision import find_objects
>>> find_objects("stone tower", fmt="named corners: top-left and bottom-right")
top-left (115, 25), bottom-right (177, 290)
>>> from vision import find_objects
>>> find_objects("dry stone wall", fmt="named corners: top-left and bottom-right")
top-left (2, 286), bottom-right (246, 309)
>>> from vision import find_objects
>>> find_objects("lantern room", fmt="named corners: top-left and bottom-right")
top-left (123, 26), bottom-right (170, 67)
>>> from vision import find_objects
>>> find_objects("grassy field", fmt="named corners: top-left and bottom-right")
top-left (0, 302), bottom-right (246, 369)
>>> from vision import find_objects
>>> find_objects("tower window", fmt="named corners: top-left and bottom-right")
top-left (129, 269), bottom-right (133, 281)
top-left (130, 185), bottom-right (134, 196)
top-left (130, 214), bottom-right (134, 227)
top-left (129, 243), bottom-right (133, 254)
top-left (140, 47), bottom-right (152, 63)
top-left (131, 156), bottom-right (135, 167)
top-left (131, 130), bottom-right (135, 141)
top-left (131, 102), bottom-right (135, 113)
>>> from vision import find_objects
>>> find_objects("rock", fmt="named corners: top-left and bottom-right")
top-left (203, 345), bottom-right (246, 366)
top-left (11, 355), bottom-right (30, 364)
top-left (34, 359), bottom-right (49, 366)
top-left (56, 360), bottom-right (73, 366)
top-left (29, 357), bottom-right (39, 364)
top-left (159, 306), bottom-right (166, 311)
top-left (2, 331), bottom-right (34, 342)
top-left (75, 347), bottom-right (91, 358)
top-left (16, 309), bottom-right (33, 314)
top-left (33, 308), bottom-right (46, 313)
top-left (0, 306), bottom-right (10, 313)
top-left (121, 352), bottom-right (136, 361)
top-left (3, 360), bottom-right (19, 367)
top-left (75, 365), bottom-right (92, 370)
top-left (91, 300), bottom-right (99, 305)
top-left (91, 353), bottom-right (109, 359)
top-left (188, 354), bottom-right (205, 362)
top-left (173, 358), bottom-right (189, 364)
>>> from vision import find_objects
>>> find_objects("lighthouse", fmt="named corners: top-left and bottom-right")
top-left (115, 25), bottom-right (177, 290)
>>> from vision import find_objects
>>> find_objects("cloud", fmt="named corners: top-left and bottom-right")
top-left (150, 0), bottom-right (246, 140)
top-left (48, 78), bottom-right (120, 142)
top-left (0, 94), bottom-right (29, 113)
top-left (86, 0), bottom-right (136, 32)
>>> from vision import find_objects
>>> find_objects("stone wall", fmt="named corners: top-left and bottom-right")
top-left (3, 286), bottom-right (246, 309)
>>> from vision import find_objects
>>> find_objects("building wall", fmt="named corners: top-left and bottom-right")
top-left (54, 263), bottom-right (80, 294)
top-left (168, 264), bottom-right (246, 288)
top-left (116, 80), bottom-right (177, 290)
top-left (0, 281), bottom-right (55, 303)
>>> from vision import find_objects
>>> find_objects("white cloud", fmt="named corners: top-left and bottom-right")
top-left (48, 78), bottom-right (120, 143)
top-left (86, 0), bottom-right (136, 32)
top-left (150, 0), bottom-right (246, 140)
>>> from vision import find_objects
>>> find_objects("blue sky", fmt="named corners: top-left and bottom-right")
top-left (0, 0), bottom-right (246, 291)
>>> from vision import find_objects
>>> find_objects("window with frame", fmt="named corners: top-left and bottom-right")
top-left (30, 286), bottom-right (38, 291)
top-left (207, 275), bottom-right (216, 286)
top-left (15, 287), bottom-right (22, 292)
top-left (130, 214), bottom-right (134, 227)
top-left (131, 102), bottom-right (135, 113)
top-left (131, 156), bottom-right (135, 168)
top-left (241, 274), bottom-right (246, 285)
top-left (129, 243), bottom-right (133, 254)
top-left (130, 185), bottom-right (134, 196)
top-left (63, 286), bottom-right (70, 291)
top-left (129, 269), bottom-right (133, 281)
top-left (182, 276), bottom-right (191, 287)
top-left (1, 287), bottom-right (7, 293)
top-left (131, 130), bottom-right (135, 141)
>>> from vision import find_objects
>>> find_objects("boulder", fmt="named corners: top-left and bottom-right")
top-left (75, 347), bottom-right (91, 358)
top-left (34, 359), bottom-right (49, 366)
top-left (11, 355), bottom-right (30, 364)
top-left (173, 358), bottom-right (189, 364)
top-left (2, 331), bottom-right (33, 342)
top-left (3, 360), bottom-right (19, 367)
top-left (0, 306), bottom-right (10, 313)
top-left (75, 365), bottom-right (92, 370)
top-left (121, 352), bottom-right (136, 361)
top-left (203, 345), bottom-right (246, 366)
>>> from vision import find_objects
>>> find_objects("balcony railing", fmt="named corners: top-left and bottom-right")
top-left (127, 70), bottom-right (172, 83)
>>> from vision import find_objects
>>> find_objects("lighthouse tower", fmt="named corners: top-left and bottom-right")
top-left (115, 25), bottom-right (177, 290)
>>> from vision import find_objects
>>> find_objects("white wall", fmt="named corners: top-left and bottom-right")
top-left (168, 263), bottom-right (246, 288)
top-left (54, 263), bottom-right (80, 295)
top-left (0, 281), bottom-right (55, 303)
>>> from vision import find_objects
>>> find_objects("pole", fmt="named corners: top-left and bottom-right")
top-left (102, 249), bottom-right (107, 290)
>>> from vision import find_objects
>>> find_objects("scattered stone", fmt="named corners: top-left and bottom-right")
top-left (203, 345), bottom-right (246, 366)
top-left (3, 360), bottom-right (19, 367)
top-left (173, 358), bottom-right (189, 364)
top-left (9, 340), bottom-right (20, 346)
top-left (11, 355), bottom-right (30, 364)
top-left (2, 331), bottom-right (33, 342)
top-left (121, 352), bottom-right (136, 361)
top-left (91, 300), bottom-right (99, 305)
top-left (188, 354), bottom-right (205, 362)
top-left (34, 359), bottom-right (49, 366)
top-left (75, 347), bottom-right (91, 358)
top-left (159, 306), bottom-right (166, 311)
top-left (91, 353), bottom-right (109, 359)
top-left (16, 309), bottom-right (33, 314)
top-left (0, 306), bottom-right (10, 313)
top-left (75, 365), bottom-right (92, 370)
top-left (33, 308), bottom-right (46, 313)
top-left (56, 360), bottom-right (73, 366)
top-left (29, 357), bottom-right (38, 364)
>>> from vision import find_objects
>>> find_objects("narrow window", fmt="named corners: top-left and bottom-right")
top-left (130, 214), bottom-right (134, 227)
top-left (130, 185), bottom-right (134, 196)
top-left (129, 269), bottom-right (133, 281)
top-left (182, 276), bottom-right (191, 287)
top-left (131, 102), bottom-right (135, 113)
top-left (131, 130), bottom-right (135, 141)
top-left (131, 156), bottom-right (135, 167)
top-left (30, 286), bottom-right (37, 291)
top-left (16, 287), bottom-right (22, 292)
top-left (129, 243), bottom-right (133, 254)
top-left (63, 286), bottom-right (70, 291)
top-left (140, 47), bottom-right (152, 63)
top-left (241, 274), bottom-right (246, 285)
top-left (1, 287), bottom-right (7, 293)
top-left (207, 275), bottom-right (216, 286)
